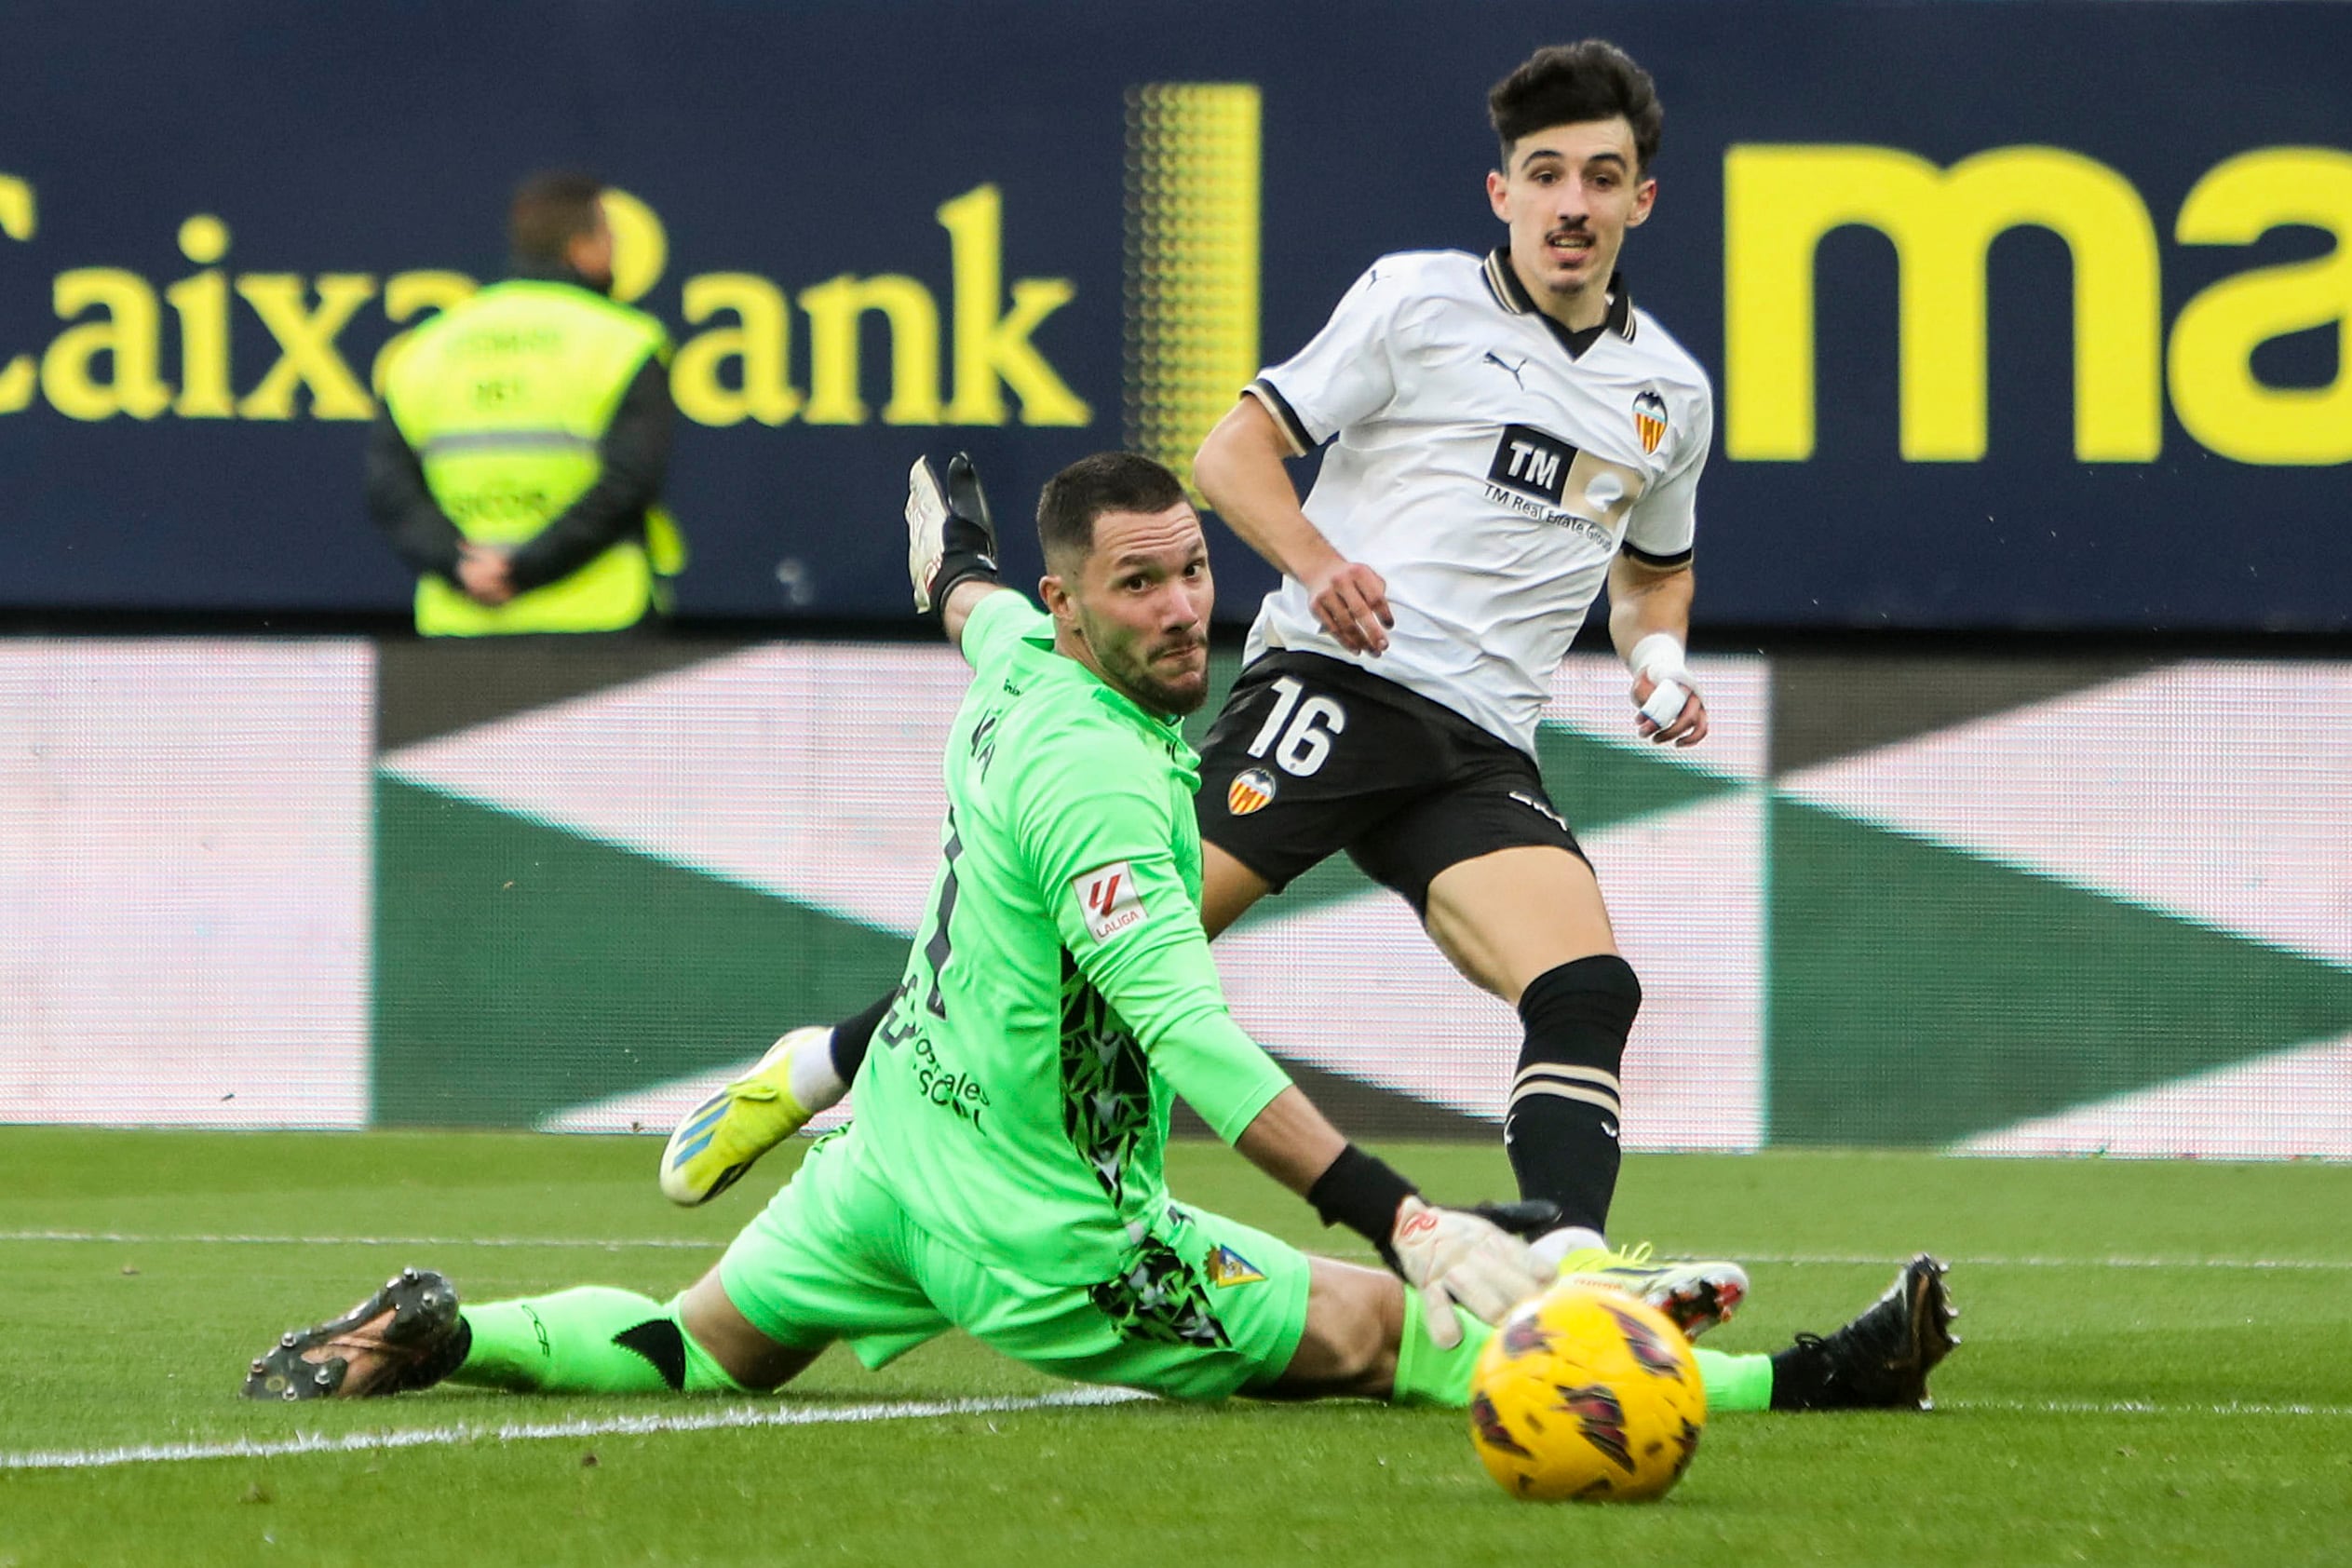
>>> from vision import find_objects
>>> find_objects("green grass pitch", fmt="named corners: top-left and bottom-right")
top-left (2, 1129), bottom-right (2347, 1566)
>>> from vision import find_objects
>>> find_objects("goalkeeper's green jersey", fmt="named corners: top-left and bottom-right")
top-left (850, 591), bottom-right (1294, 1286)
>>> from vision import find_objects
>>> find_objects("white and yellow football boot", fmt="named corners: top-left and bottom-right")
top-left (657, 1027), bottom-right (829, 1206)
top-left (1552, 1240), bottom-right (1750, 1340)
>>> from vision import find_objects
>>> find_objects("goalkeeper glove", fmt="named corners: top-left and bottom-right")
top-left (907, 452), bottom-right (1001, 615)
top-left (1306, 1144), bottom-right (1553, 1348)
top-left (1388, 1196), bottom-right (1550, 1348)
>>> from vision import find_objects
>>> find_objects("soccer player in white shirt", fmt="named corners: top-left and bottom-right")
top-left (664, 40), bottom-right (1750, 1338)
top-left (1186, 38), bottom-right (1727, 1299)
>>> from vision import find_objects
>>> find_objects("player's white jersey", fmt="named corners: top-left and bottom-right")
top-left (1242, 247), bottom-right (1714, 754)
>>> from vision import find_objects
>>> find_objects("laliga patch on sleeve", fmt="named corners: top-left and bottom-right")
top-left (1073, 861), bottom-right (1147, 941)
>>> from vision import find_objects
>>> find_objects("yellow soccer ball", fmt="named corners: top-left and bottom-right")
top-left (1467, 1282), bottom-right (1708, 1503)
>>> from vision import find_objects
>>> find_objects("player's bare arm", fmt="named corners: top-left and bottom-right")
top-left (1607, 552), bottom-right (1707, 747)
top-left (1230, 1081), bottom-right (1349, 1193)
top-left (1195, 396), bottom-right (1394, 656)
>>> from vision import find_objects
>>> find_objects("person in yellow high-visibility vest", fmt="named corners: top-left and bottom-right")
top-left (367, 170), bottom-right (685, 635)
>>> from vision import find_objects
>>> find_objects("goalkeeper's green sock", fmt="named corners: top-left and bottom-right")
top-left (1391, 1291), bottom-right (1489, 1405)
top-left (1694, 1346), bottom-right (1774, 1413)
top-left (454, 1287), bottom-right (750, 1395)
top-left (1390, 1295), bottom-right (1777, 1413)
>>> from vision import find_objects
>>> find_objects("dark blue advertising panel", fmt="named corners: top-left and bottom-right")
top-left (2, 1), bottom-right (2346, 629)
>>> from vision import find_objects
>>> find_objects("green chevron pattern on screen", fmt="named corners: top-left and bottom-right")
top-left (364, 643), bottom-right (2350, 1157)
top-left (1764, 794), bottom-right (2352, 1146)
top-left (1767, 658), bottom-right (2352, 1157)
top-left (372, 775), bottom-right (910, 1129)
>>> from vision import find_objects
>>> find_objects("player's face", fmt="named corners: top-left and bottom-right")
top-left (1486, 116), bottom-right (1656, 327)
top-left (1048, 502), bottom-right (1214, 718)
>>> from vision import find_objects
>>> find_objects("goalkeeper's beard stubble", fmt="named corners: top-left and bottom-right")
top-left (1067, 600), bottom-right (1212, 719)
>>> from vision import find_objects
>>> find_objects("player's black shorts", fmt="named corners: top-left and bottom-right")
top-left (1194, 651), bottom-right (1585, 917)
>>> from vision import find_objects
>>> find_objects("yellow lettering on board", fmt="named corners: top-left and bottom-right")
top-left (44, 268), bottom-right (172, 421)
top-left (798, 272), bottom-right (942, 426)
top-left (0, 174), bottom-right (34, 413)
top-left (1724, 144), bottom-right (2160, 462)
top-left (168, 215), bottom-right (235, 418)
top-left (235, 274), bottom-right (377, 420)
top-left (2170, 148), bottom-right (2352, 466)
top-left (674, 272), bottom-right (804, 427)
top-left (938, 184), bottom-right (1089, 426)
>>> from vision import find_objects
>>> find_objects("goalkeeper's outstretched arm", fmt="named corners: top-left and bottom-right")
top-left (941, 577), bottom-right (1008, 653)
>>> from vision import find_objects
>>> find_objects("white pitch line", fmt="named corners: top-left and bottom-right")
top-left (1945, 1398), bottom-right (2352, 1419)
top-left (6, 1233), bottom-right (2349, 1272)
top-left (0, 1387), bottom-right (1153, 1472)
top-left (0, 1230), bottom-right (716, 1250)
top-left (1733, 1251), bottom-right (2352, 1272)
top-left (12, 1386), bottom-right (2342, 1473)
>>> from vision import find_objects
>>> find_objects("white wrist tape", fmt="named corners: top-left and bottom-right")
top-left (1628, 632), bottom-right (1689, 686)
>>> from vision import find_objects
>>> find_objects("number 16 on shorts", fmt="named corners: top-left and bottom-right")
top-left (1247, 676), bottom-right (1347, 777)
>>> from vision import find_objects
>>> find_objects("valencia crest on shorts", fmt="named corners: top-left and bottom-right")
top-left (1226, 766), bottom-right (1277, 817)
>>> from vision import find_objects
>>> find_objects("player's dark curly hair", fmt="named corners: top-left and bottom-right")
top-left (1488, 41), bottom-right (1662, 173)
top-left (1036, 451), bottom-right (1189, 565)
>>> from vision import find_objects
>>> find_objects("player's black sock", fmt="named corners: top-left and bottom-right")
top-left (1767, 1340), bottom-right (1833, 1410)
top-left (828, 989), bottom-right (896, 1081)
top-left (1503, 954), bottom-right (1640, 1233)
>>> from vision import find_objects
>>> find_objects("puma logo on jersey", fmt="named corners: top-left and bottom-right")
top-left (1073, 862), bottom-right (1146, 941)
top-left (1482, 350), bottom-right (1529, 388)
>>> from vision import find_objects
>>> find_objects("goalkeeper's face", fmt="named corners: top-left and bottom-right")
top-left (1046, 503), bottom-right (1215, 718)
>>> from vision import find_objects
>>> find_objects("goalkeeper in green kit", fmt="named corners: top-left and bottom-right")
top-left (244, 452), bottom-right (1952, 1414)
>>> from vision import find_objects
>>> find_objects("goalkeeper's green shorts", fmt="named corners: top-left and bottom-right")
top-left (717, 1129), bottom-right (1313, 1401)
